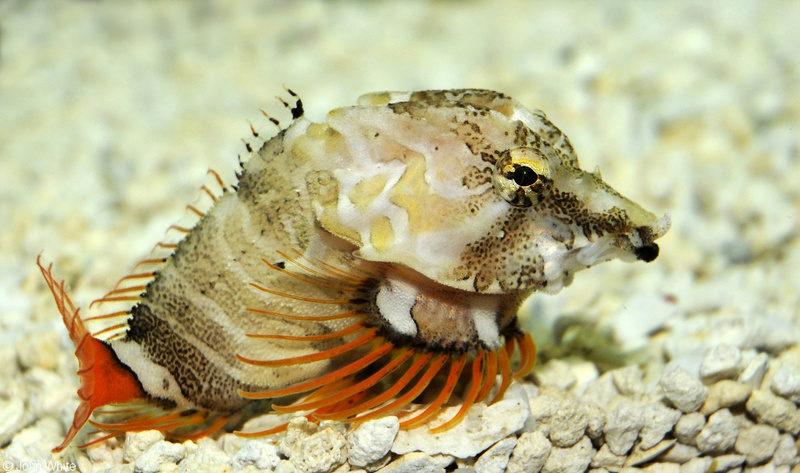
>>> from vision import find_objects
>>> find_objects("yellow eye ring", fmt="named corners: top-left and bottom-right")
top-left (493, 148), bottom-right (553, 207)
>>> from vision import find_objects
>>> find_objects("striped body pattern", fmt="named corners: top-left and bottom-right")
top-left (39, 89), bottom-right (670, 452)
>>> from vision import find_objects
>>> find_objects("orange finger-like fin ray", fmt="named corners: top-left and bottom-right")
top-left (91, 323), bottom-right (128, 338)
top-left (514, 332), bottom-right (537, 379)
top-left (207, 168), bottom-right (225, 188)
top-left (246, 322), bottom-right (365, 342)
top-left (475, 349), bottom-right (498, 403)
top-left (271, 249), bottom-right (366, 288)
top-left (312, 351), bottom-right (434, 421)
top-left (237, 327), bottom-right (378, 367)
top-left (347, 353), bottom-right (449, 424)
top-left (187, 205), bottom-right (205, 218)
top-left (429, 350), bottom-right (485, 433)
top-left (43, 246), bottom-right (538, 447)
top-left (169, 415), bottom-right (229, 441)
top-left (87, 410), bottom-right (213, 441)
top-left (257, 331), bottom-right (536, 434)
top-left (77, 431), bottom-right (125, 450)
top-left (246, 307), bottom-right (363, 322)
top-left (399, 353), bottom-right (467, 429)
top-left (492, 344), bottom-right (513, 404)
top-left (261, 258), bottom-right (362, 292)
top-left (240, 340), bottom-right (393, 400)
top-left (288, 248), bottom-right (369, 284)
top-left (274, 347), bottom-right (415, 414)
top-left (167, 225), bottom-right (191, 235)
top-left (201, 185), bottom-right (218, 202)
top-left (89, 286), bottom-right (146, 308)
top-left (249, 283), bottom-right (357, 305)
top-left (131, 258), bottom-right (168, 272)
top-left (83, 310), bottom-right (131, 323)
top-left (236, 422), bottom-right (289, 438)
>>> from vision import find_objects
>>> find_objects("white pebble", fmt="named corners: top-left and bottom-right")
top-left (375, 452), bottom-right (448, 473)
top-left (278, 416), bottom-right (321, 457)
top-left (772, 433), bottom-right (799, 466)
top-left (625, 439), bottom-right (676, 467)
top-left (0, 398), bottom-right (27, 446)
top-left (639, 403), bottom-right (680, 450)
top-left (738, 353), bottom-right (769, 388)
top-left (275, 460), bottom-right (298, 473)
top-left (663, 335), bottom-right (706, 364)
top-left (700, 380), bottom-right (753, 415)
top-left (749, 316), bottom-right (799, 353)
top-left (232, 438), bottom-right (281, 471)
top-left (1, 418), bottom-right (63, 468)
top-left (578, 373), bottom-right (620, 409)
top-left (679, 457), bottom-right (713, 473)
top-left (179, 437), bottom-right (231, 472)
top-left (24, 367), bottom-right (75, 419)
top-left (133, 440), bottom-right (187, 473)
top-left (527, 391), bottom-right (561, 436)
top-left (660, 367), bottom-right (708, 413)
top-left (611, 366), bottom-right (645, 396)
top-left (674, 412), bottom-right (705, 446)
top-left (392, 384), bottom-right (529, 458)
top-left (695, 408), bottom-right (738, 453)
top-left (550, 401), bottom-right (588, 447)
top-left (603, 399), bottom-right (645, 455)
top-left (474, 437), bottom-right (516, 473)
top-left (542, 436), bottom-right (593, 473)
top-left (770, 365), bottom-right (800, 403)
top-left (700, 344), bottom-right (743, 383)
top-left (647, 462), bottom-right (680, 473)
top-left (585, 402), bottom-right (606, 440)
top-left (86, 440), bottom-right (120, 465)
top-left (537, 359), bottom-right (577, 391)
top-left (590, 444), bottom-right (625, 470)
top-left (17, 331), bottom-right (61, 371)
top-left (709, 454), bottom-right (745, 472)
top-left (659, 442), bottom-right (701, 464)
top-left (735, 424), bottom-right (780, 466)
top-left (506, 431), bottom-right (551, 473)
top-left (288, 425), bottom-right (347, 473)
top-left (347, 417), bottom-right (399, 469)
top-left (746, 389), bottom-right (800, 434)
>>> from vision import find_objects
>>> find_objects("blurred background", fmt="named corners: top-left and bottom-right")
top-left (0, 0), bottom-right (798, 456)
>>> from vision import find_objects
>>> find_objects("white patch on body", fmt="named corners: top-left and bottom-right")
top-left (470, 306), bottom-right (501, 349)
top-left (111, 339), bottom-right (191, 408)
top-left (375, 277), bottom-right (418, 337)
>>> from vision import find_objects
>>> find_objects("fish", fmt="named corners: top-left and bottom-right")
top-left (38, 88), bottom-right (670, 452)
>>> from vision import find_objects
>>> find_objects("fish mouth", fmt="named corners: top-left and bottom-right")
top-left (626, 212), bottom-right (671, 263)
top-left (571, 212), bottom-right (670, 268)
top-left (634, 242), bottom-right (660, 262)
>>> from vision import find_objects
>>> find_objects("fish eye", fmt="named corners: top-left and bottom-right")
top-left (513, 165), bottom-right (538, 186)
top-left (493, 148), bottom-right (552, 207)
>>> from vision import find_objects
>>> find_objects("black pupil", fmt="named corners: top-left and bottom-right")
top-left (513, 166), bottom-right (538, 186)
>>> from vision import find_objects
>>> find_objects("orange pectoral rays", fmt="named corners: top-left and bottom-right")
top-left (40, 252), bottom-right (539, 451)
top-left (236, 330), bottom-right (537, 438)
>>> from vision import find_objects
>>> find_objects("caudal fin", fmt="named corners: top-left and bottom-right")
top-left (37, 255), bottom-right (146, 452)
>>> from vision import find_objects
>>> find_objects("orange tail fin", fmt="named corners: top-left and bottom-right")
top-left (37, 256), bottom-right (146, 452)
